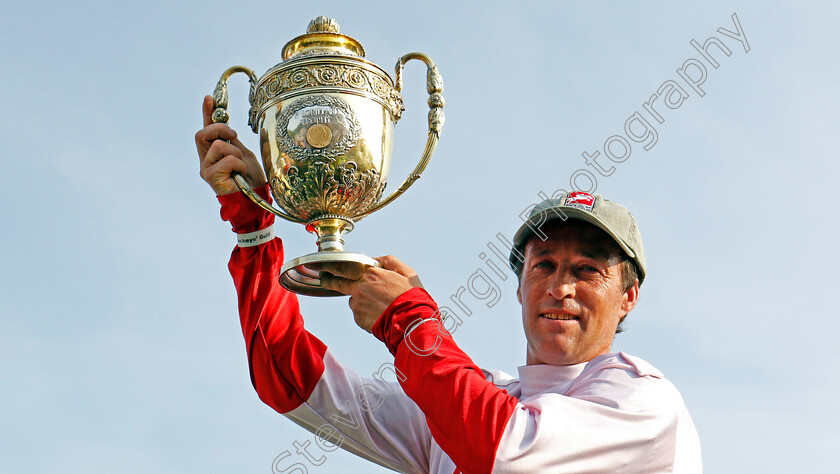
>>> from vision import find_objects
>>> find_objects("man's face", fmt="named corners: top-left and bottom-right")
top-left (517, 220), bottom-right (639, 366)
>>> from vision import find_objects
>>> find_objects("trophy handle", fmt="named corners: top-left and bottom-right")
top-left (211, 66), bottom-right (305, 224)
top-left (355, 53), bottom-right (444, 218)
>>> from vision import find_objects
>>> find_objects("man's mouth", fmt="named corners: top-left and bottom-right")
top-left (540, 313), bottom-right (579, 321)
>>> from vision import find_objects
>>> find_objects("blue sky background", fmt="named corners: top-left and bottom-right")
top-left (2, 1), bottom-right (838, 472)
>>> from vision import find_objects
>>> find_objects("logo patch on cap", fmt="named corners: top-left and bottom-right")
top-left (564, 192), bottom-right (595, 211)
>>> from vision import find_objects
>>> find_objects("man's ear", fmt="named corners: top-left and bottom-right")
top-left (620, 279), bottom-right (639, 315)
top-left (516, 284), bottom-right (522, 304)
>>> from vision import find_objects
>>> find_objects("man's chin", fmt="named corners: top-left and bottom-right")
top-left (526, 346), bottom-right (577, 366)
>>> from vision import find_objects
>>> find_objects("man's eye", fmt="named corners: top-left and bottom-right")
top-left (534, 261), bottom-right (553, 270)
top-left (577, 265), bottom-right (599, 273)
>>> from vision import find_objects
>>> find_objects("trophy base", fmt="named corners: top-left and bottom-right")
top-left (279, 251), bottom-right (379, 297)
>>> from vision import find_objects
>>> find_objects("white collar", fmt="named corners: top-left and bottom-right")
top-left (516, 362), bottom-right (587, 399)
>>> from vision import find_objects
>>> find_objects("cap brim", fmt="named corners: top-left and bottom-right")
top-left (514, 206), bottom-right (637, 259)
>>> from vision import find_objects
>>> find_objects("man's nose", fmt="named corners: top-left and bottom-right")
top-left (547, 269), bottom-right (576, 300)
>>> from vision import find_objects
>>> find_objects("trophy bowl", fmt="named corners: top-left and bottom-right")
top-left (210, 16), bottom-right (444, 296)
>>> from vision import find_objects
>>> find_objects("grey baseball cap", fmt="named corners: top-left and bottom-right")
top-left (510, 192), bottom-right (646, 284)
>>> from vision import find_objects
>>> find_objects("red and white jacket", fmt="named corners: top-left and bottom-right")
top-left (220, 187), bottom-right (702, 474)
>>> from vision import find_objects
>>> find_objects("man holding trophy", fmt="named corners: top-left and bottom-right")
top-left (196, 17), bottom-right (701, 473)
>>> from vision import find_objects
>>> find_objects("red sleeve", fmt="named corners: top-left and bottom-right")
top-left (218, 186), bottom-right (327, 413)
top-left (372, 288), bottom-right (520, 474)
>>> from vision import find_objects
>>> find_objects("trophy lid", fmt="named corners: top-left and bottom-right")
top-left (282, 16), bottom-right (366, 60)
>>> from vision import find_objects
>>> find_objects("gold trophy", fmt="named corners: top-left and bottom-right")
top-left (210, 16), bottom-right (444, 296)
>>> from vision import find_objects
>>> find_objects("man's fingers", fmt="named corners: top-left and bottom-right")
top-left (202, 95), bottom-right (214, 128)
top-left (374, 255), bottom-right (423, 288)
top-left (312, 262), bottom-right (366, 281)
top-left (195, 123), bottom-right (238, 155)
top-left (375, 255), bottom-right (414, 276)
top-left (196, 95), bottom-right (263, 195)
top-left (229, 134), bottom-right (251, 154)
top-left (201, 139), bottom-right (243, 168)
top-left (320, 273), bottom-right (354, 295)
top-left (203, 154), bottom-right (248, 178)
top-left (200, 155), bottom-right (248, 195)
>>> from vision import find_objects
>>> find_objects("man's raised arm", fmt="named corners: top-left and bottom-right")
top-left (196, 97), bottom-right (433, 472)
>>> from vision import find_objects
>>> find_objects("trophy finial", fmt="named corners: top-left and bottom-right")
top-left (307, 16), bottom-right (340, 34)
top-left (283, 16), bottom-right (364, 60)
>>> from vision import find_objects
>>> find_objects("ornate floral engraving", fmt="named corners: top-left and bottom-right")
top-left (271, 161), bottom-right (386, 220)
top-left (253, 63), bottom-right (404, 120)
top-left (316, 64), bottom-right (341, 85)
